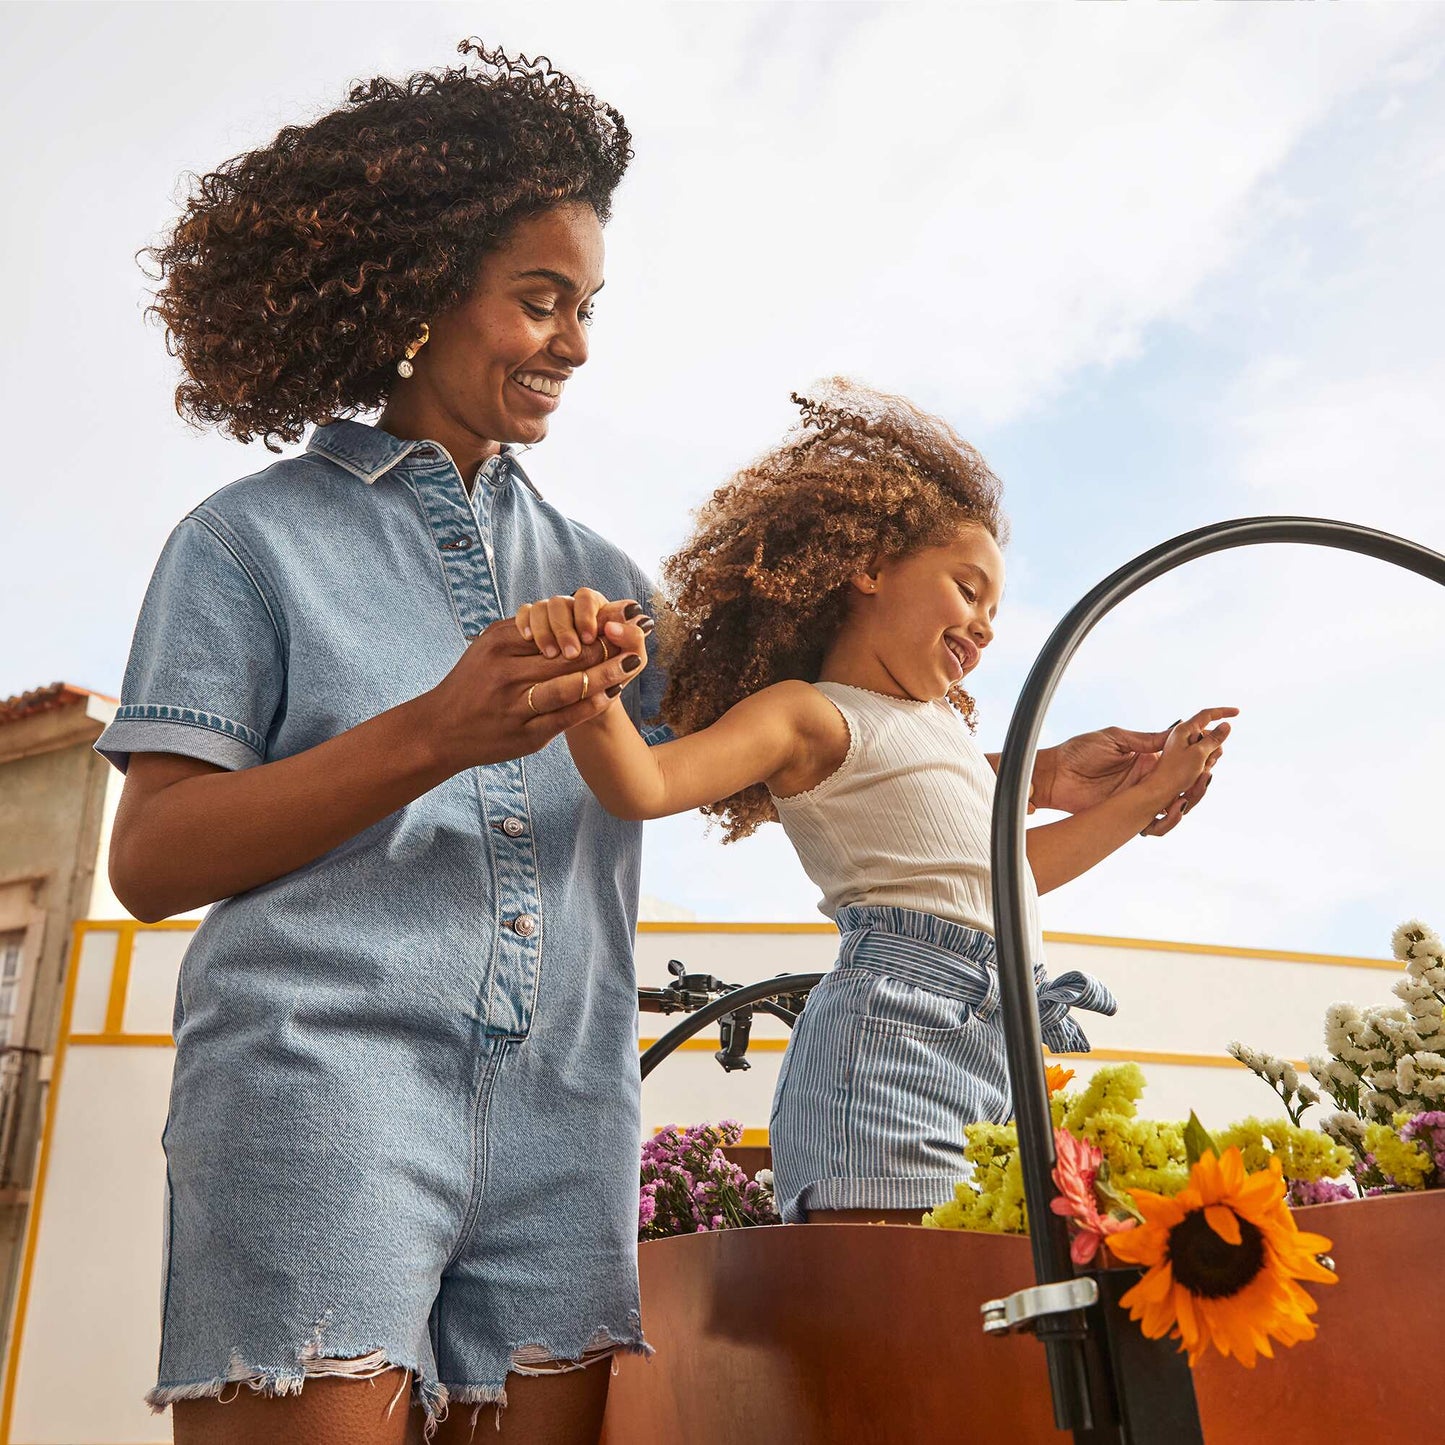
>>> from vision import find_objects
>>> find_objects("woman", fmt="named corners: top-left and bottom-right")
top-left (105, 42), bottom-right (657, 1445)
top-left (102, 38), bottom-right (1214, 1445)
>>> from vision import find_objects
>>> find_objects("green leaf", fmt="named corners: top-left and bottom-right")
top-left (1183, 1111), bottom-right (1219, 1168)
top-left (1094, 1165), bottom-right (1145, 1223)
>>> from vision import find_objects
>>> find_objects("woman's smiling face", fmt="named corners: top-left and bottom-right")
top-left (389, 201), bottom-right (605, 459)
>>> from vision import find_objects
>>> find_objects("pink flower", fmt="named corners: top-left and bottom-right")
top-left (1050, 1127), bottom-right (1137, 1265)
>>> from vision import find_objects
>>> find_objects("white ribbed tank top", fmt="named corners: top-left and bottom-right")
top-left (770, 682), bottom-right (1042, 946)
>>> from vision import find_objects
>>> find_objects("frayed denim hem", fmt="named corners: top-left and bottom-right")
top-left (443, 1317), bottom-right (654, 1427)
top-left (146, 1348), bottom-right (447, 1438)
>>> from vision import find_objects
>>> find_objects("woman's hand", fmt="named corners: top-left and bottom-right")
top-left (424, 612), bottom-right (647, 771)
top-left (1032, 709), bottom-right (1237, 835)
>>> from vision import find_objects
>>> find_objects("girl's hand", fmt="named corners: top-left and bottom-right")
top-left (515, 588), bottom-right (653, 664)
top-left (1136, 707), bottom-right (1236, 836)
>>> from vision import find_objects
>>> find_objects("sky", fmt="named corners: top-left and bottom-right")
top-left (3, 2), bottom-right (1444, 958)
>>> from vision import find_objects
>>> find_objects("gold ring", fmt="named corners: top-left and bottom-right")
top-left (599, 637), bottom-right (612, 661)
top-left (526, 684), bottom-right (541, 715)
top-left (580, 671), bottom-right (590, 702)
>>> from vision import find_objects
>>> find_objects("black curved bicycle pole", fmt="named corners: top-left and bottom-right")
top-left (639, 974), bottom-right (826, 1080)
top-left (991, 517), bottom-right (1445, 1438)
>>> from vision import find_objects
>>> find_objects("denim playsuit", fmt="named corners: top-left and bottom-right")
top-left (96, 421), bottom-right (666, 1421)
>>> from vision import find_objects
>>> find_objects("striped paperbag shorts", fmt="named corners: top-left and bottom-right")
top-left (769, 905), bottom-right (1117, 1221)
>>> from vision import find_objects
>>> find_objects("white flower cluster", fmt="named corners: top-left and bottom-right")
top-left (1319, 1111), bottom-right (1366, 1151)
top-left (1306, 921), bottom-right (1445, 1123)
top-left (1228, 1041), bottom-right (1321, 1124)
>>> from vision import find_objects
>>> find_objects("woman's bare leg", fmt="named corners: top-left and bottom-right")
top-left (430, 1359), bottom-right (612, 1445)
top-left (807, 1207), bottom-right (931, 1225)
top-left (173, 1368), bottom-right (414, 1445)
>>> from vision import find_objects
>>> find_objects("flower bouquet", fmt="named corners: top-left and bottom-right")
top-left (1231, 919), bottom-right (1445, 1198)
top-left (924, 1062), bottom-right (1343, 1366)
top-left (639, 1119), bottom-right (780, 1240)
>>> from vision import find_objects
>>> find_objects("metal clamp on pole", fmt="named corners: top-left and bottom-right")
top-left (981, 1277), bottom-right (1099, 1337)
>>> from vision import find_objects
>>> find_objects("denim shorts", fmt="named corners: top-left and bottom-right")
top-left (769, 905), bottom-right (1116, 1221)
top-left (151, 937), bottom-right (651, 1428)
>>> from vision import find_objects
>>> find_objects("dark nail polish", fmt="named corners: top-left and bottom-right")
top-left (624, 603), bottom-right (644, 619)
top-left (622, 654), bottom-right (642, 673)
top-left (1167, 718), bottom-right (1182, 730)
top-left (637, 616), bottom-right (655, 634)
top-left (606, 684), bottom-right (622, 698)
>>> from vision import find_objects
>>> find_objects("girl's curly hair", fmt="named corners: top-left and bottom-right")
top-left (658, 379), bottom-right (1008, 842)
top-left (147, 40), bottom-right (632, 448)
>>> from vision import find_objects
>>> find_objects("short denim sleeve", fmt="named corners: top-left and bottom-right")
top-left (95, 515), bottom-right (284, 774)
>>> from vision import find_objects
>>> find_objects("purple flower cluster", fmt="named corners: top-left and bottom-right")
top-left (1398, 1110), bottom-right (1445, 1177)
top-left (1286, 1177), bottom-right (1357, 1207)
top-left (638, 1120), bottom-right (780, 1241)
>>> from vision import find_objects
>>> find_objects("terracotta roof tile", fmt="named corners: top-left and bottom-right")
top-left (0, 683), bottom-right (114, 727)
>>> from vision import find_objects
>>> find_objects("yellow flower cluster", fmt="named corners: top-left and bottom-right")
top-left (923, 1121), bottom-right (1029, 1233)
top-left (1215, 1117), bottom-right (1354, 1183)
top-left (923, 1065), bottom-right (1350, 1235)
top-left (1362, 1122), bottom-right (1432, 1188)
top-left (926, 1065), bottom-right (1191, 1233)
top-left (1061, 1062), bottom-right (1147, 1124)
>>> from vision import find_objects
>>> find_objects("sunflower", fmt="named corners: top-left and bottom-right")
top-left (1107, 1146), bottom-right (1337, 1367)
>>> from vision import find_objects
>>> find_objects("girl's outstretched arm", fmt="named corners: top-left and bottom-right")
top-left (1025, 710), bottom-right (1233, 894)
top-left (567, 680), bottom-right (846, 821)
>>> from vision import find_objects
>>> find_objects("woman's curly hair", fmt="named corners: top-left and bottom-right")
top-left (147, 40), bottom-right (632, 448)
top-left (658, 379), bottom-right (1008, 842)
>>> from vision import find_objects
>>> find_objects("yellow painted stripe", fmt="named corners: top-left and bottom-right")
top-left (80, 1032), bottom-right (1290, 1073)
top-left (77, 917), bottom-right (197, 932)
top-left (646, 1039), bottom-right (1306, 1071)
top-left (638, 921), bottom-right (835, 935)
top-left (69, 1033), bottom-right (174, 1048)
top-left (650, 1126), bottom-right (771, 1148)
top-left (1, 921), bottom-right (85, 1441)
top-left (1049, 1046), bottom-right (1310, 1071)
top-left (1041, 931), bottom-right (1396, 971)
top-left (76, 917), bottom-right (1395, 971)
top-left (641, 1037), bottom-right (788, 1053)
top-left (101, 922), bottom-right (137, 1036)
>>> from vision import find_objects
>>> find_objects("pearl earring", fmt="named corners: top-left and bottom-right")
top-left (396, 323), bottom-right (430, 378)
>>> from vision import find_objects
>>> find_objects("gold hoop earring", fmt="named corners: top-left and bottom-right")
top-left (396, 323), bottom-right (431, 379)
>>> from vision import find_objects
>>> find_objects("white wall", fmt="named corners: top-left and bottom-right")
top-left (1, 919), bottom-right (1399, 1443)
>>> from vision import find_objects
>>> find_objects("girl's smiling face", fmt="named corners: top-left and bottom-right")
top-left (383, 201), bottom-right (605, 465)
top-left (853, 523), bottom-right (1004, 702)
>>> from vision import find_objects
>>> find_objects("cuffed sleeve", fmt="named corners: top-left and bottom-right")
top-left (96, 515), bottom-right (285, 774)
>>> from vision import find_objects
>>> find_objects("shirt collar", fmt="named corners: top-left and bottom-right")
top-left (306, 420), bottom-right (427, 485)
top-left (306, 420), bottom-right (542, 497)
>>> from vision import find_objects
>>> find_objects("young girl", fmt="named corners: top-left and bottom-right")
top-left (522, 380), bottom-right (1234, 1224)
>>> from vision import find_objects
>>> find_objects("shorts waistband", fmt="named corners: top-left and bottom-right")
top-left (831, 905), bottom-right (1119, 1056)
top-left (834, 905), bottom-right (1000, 1013)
